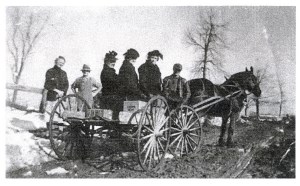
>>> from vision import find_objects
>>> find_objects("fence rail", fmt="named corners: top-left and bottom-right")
top-left (6, 83), bottom-right (44, 94)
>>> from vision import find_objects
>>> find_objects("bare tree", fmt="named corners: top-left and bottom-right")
top-left (185, 9), bottom-right (229, 79)
top-left (7, 7), bottom-right (50, 103)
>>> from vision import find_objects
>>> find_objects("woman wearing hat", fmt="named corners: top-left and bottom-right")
top-left (118, 48), bottom-right (146, 100)
top-left (71, 64), bottom-right (101, 108)
top-left (138, 50), bottom-right (163, 99)
top-left (100, 51), bottom-right (119, 96)
top-left (99, 51), bottom-right (121, 120)
top-left (162, 63), bottom-right (191, 110)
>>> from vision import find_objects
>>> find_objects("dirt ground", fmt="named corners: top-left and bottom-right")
top-left (6, 119), bottom-right (295, 178)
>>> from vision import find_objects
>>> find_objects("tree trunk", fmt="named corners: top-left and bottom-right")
top-left (203, 61), bottom-right (206, 79)
top-left (244, 104), bottom-right (248, 117)
top-left (279, 101), bottom-right (282, 117)
top-left (12, 90), bottom-right (18, 103)
top-left (256, 99), bottom-right (260, 120)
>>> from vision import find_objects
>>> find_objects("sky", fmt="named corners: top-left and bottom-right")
top-left (5, 6), bottom-right (296, 114)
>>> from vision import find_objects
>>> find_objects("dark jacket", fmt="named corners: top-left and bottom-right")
top-left (44, 65), bottom-right (69, 101)
top-left (138, 60), bottom-right (162, 97)
top-left (163, 74), bottom-right (191, 103)
top-left (100, 64), bottom-right (119, 96)
top-left (118, 60), bottom-right (142, 99)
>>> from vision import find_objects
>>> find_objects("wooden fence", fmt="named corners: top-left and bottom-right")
top-left (6, 83), bottom-right (45, 112)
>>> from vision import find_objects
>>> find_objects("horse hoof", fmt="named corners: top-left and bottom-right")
top-left (217, 139), bottom-right (226, 147)
top-left (226, 141), bottom-right (236, 148)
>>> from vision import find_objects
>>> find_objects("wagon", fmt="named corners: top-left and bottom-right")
top-left (47, 92), bottom-right (240, 171)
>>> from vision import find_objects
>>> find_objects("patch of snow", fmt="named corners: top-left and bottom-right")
top-left (23, 171), bottom-right (33, 177)
top-left (6, 107), bottom-right (55, 172)
top-left (211, 117), bottom-right (222, 126)
top-left (275, 127), bottom-right (284, 133)
top-left (100, 172), bottom-right (109, 175)
top-left (165, 153), bottom-right (174, 159)
top-left (46, 167), bottom-right (69, 175)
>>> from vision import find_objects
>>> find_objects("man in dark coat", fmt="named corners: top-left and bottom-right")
top-left (138, 50), bottom-right (163, 99)
top-left (163, 63), bottom-right (191, 110)
top-left (41, 56), bottom-right (69, 113)
top-left (118, 48), bottom-right (146, 101)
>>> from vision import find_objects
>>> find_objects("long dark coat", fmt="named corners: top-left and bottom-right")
top-left (118, 60), bottom-right (142, 99)
top-left (44, 65), bottom-right (69, 101)
top-left (138, 60), bottom-right (162, 97)
top-left (100, 64), bottom-right (119, 96)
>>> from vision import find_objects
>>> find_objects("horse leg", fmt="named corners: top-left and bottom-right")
top-left (227, 113), bottom-right (238, 147)
top-left (218, 116), bottom-right (229, 147)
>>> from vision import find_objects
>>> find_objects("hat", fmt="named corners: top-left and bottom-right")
top-left (104, 51), bottom-right (118, 63)
top-left (81, 64), bottom-right (91, 71)
top-left (123, 48), bottom-right (139, 60)
top-left (173, 63), bottom-right (182, 72)
top-left (148, 50), bottom-right (163, 60)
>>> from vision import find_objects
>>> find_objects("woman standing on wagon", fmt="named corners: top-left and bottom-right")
top-left (118, 48), bottom-right (147, 101)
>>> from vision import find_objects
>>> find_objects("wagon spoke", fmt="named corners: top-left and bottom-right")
top-left (170, 131), bottom-right (182, 137)
top-left (147, 145), bottom-right (153, 169)
top-left (174, 136), bottom-right (183, 154)
top-left (157, 138), bottom-right (164, 150)
top-left (186, 136), bottom-right (194, 151)
top-left (141, 136), bottom-right (153, 154)
top-left (141, 133), bottom-right (153, 140)
top-left (169, 133), bottom-right (182, 147)
top-left (187, 119), bottom-right (200, 129)
top-left (143, 138), bottom-right (153, 164)
top-left (145, 112), bottom-right (154, 130)
top-left (60, 102), bottom-right (66, 110)
top-left (184, 137), bottom-right (189, 154)
top-left (186, 134), bottom-right (198, 145)
top-left (143, 125), bottom-right (154, 133)
top-left (170, 126), bottom-right (181, 132)
top-left (189, 127), bottom-right (202, 132)
top-left (183, 107), bottom-right (188, 127)
top-left (155, 141), bottom-right (161, 161)
top-left (186, 113), bottom-right (194, 127)
top-left (175, 111), bottom-right (183, 127)
top-left (180, 136), bottom-right (184, 155)
top-left (171, 117), bottom-right (182, 129)
top-left (159, 127), bottom-right (169, 133)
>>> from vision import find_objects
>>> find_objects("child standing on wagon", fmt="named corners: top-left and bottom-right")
top-left (71, 64), bottom-right (101, 108)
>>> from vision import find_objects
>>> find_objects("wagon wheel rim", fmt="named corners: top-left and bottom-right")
top-left (48, 94), bottom-right (92, 160)
top-left (169, 105), bottom-right (202, 157)
top-left (123, 109), bottom-right (143, 138)
top-left (137, 96), bottom-right (171, 171)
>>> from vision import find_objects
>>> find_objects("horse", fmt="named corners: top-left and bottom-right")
top-left (187, 67), bottom-right (261, 147)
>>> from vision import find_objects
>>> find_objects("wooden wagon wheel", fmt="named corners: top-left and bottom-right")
top-left (48, 94), bottom-right (92, 160)
top-left (137, 96), bottom-right (171, 171)
top-left (169, 105), bottom-right (202, 157)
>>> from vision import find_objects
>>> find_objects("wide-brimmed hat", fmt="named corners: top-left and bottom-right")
top-left (104, 51), bottom-right (118, 63)
top-left (81, 64), bottom-right (91, 71)
top-left (173, 63), bottom-right (182, 72)
top-left (147, 50), bottom-right (163, 60)
top-left (123, 48), bottom-right (139, 60)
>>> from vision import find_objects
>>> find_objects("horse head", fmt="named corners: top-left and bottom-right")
top-left (225, 66), bottom-right (261, 97)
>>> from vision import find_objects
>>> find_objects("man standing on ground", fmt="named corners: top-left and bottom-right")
top-left (163, 63), bottom-right (191, 110)
top-left (41, 56), bottom-right (69, 114)
top-left (71, 64), bottom-right (101, 108)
